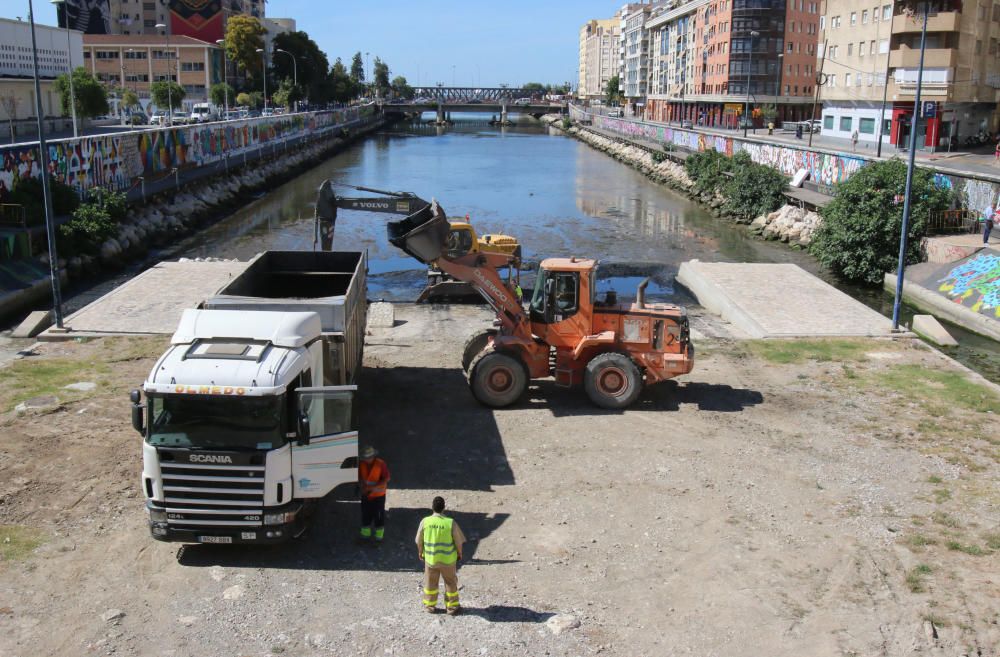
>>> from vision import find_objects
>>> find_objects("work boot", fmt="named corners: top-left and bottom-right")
top-left (424, 605), bottom-right (438, 614)
top-left (446, 605), bottom-right (461, 616)
top-left (374, 527), bottom-right (384, 544)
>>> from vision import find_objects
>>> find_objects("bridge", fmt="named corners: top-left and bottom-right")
top-left (410, 86), bottom-right (533, 102)
top-left (384, 87), bottom-right (565, 123)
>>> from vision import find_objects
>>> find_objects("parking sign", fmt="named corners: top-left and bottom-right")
top-left (922, 101), bottom-right (937, 118)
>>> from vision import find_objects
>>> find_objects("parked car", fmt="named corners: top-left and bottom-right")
top-left (190, 103), bottom-right (215, 123)
top-left (514, 98), bottom-right (532, 106)
top-left (807, 119), bottom-right (822, 133)
top-left (149, 111), bottom-right (167, 126)
top-left (262, 108), bottom-right (275, 117)
top-left (223, 110), bottom-right (242, 121)
top-left (608, 109), bottom-right (624, 118)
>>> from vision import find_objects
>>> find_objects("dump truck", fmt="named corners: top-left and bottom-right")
top-left (129, 251), bottom-right (366, 544)
top-left (314, 182), bottom-right (521, 301)
top-left (387, 201), bottom-right (695, 409)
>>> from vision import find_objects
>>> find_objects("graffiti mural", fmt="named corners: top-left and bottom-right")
top-left (0, 108), bottom-right (364, 200)
top-left (735, 141), bottom-right (866, 186)
top-left (937, 250), bottom-right (1000, 319)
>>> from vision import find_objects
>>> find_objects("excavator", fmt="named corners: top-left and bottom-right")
top-left (385, 196), bottom-right (696, 409)
top-left (314, 181), bottom-right (520, 301)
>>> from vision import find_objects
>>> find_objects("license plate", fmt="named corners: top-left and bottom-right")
top-left (197, 536), bottom-right (232, 544)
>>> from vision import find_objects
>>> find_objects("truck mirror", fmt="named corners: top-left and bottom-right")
top-left (130, 399), bottom-right (145, 435)
top-left (129, 389), bottom-right (141, 404)
top-left (297, 412), bottom-right (311, 446)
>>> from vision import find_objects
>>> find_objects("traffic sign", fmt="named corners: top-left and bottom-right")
top-left (922, 101), bottom-right (937, 118)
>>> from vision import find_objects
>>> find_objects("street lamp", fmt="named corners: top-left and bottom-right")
top-left (50, 0), bottom-right (78, 138)
top-left (154, 23), bottom-right (173, 125)
top-left (255, 47), bottom-right (267, 111)
top-left (743, 30), bottom-right (759, 137)
top-left (215, 39), bottom-right (229, 117)
top-left (28, 0), bottom-right (64, 328)
top-left (773, 53), bottom-right (783, 125)
top-left (274, 48), bottom-right (297, 112)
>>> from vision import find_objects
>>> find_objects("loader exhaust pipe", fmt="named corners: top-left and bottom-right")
top-left (636, 277), bottom-right (650, 309)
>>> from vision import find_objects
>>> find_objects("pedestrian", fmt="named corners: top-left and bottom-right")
top-left (851, 129), bottom-right (859, 152)
top-left (994, 140), bottom-right (999, 165)
top-left (983, 204), bottom-right (996, 245)
top-left (416, 496), bottom-right (466, 615)
top-left (358, 446), bottom-right (390, 543)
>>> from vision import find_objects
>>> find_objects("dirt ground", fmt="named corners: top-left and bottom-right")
top-left (0, 304), bottom-right (998, 657)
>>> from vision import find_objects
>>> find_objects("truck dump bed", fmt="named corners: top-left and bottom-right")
top-left (204, 250), bottom-right (367, 385)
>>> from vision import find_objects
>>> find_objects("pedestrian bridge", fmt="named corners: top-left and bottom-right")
top-left (386, 87), bottom-right (565, 117)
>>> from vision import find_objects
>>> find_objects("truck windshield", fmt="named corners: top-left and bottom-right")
top-left (147, 394), bottom-right (285, 450)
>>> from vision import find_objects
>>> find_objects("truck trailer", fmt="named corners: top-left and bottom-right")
top-left (130, 251), bottom-right (367, 544)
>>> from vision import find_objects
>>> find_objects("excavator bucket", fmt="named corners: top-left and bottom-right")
top-left (387, 201), bottom-right (450, 264)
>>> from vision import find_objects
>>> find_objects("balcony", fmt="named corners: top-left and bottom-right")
top-left (891, 11), bottom-right (959, 34)
top-left (889, 47), bottom-right (957, 69)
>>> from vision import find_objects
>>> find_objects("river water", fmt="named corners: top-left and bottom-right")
top-left (71, 114), bottom-right (1000, 382)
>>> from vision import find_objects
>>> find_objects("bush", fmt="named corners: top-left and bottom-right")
top-left (57, 188), bottom-right (126, 258)
top-left (7, 176), bottom-right (80, 225)
top-left (684, 149), bottom-right (733, 196)
top-left (810, 160), bottom-right (953, 285)
top-left (723, 151), bottom-right (788, 221)
top-left (651, 151), bottom-right (668, 163)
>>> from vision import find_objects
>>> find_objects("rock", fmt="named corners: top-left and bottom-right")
top-left (222, 585), bottom-right (244, 600)
top-left (546, 614), bottom-right (580, 635)
top-left (368, 302), bottom-right (395, 329)
top-left (177, 615), bottom-right (197, 626)
top-left (64, 382), bottom-right (97, 392)
top-left (101, 609), bottom-right (125, 623)
top-left (209, 566), bottom-right (226, 582)
top-left (15, 395), bottom-right (60, 415)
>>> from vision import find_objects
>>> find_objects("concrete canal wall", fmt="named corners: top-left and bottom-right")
top-left (569, 106), bottom-right (1000, 215)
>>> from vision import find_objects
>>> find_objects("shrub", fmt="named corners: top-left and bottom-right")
top-left (724, 152), bottom-right (788, 221)
top-left (57, 188), bottom-right (126, 258)
top-left (684, 149), bottom-right (733, 196)
top-left (651, 151), bottom-right (668, 164)
top-left (7, 176), bottom-right (80, 225)
top-left (810, 160), bottom-right (952, 285)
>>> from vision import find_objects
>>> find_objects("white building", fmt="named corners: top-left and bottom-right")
top-left (618, 2), bottom-right (668, 116)
top-left (0, 17), bottom-right (85, 122)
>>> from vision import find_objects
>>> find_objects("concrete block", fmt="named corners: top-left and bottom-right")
top-left (367, 302), bottom-right (395, 329)
top-left (912, 314), bottom-right (959, 347)
top-left (11, 310), bottom-right (52, 338)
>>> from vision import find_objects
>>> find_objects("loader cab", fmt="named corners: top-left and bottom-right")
top-left (446, 221), bottom-right (477, 258)
top-left (529, 258), bottom-right (596, 342)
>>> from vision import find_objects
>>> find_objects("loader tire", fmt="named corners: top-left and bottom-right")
top-left (461, 328), bottom-right (498, 373)
top-left (584, 352), bottom-right (642, 409)
top-left (468, 350), bottom-right (527, 408)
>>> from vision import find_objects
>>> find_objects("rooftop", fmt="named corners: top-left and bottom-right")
top-left (82, 34), bottom-right (220, 48)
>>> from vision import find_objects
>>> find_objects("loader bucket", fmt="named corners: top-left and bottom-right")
top-left (387, 201), bottom-right (450, 265)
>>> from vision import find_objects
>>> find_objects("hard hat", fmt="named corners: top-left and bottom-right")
top-left (361, 446), bottom-right (378, 459)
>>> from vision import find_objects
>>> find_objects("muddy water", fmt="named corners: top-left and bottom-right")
top-left (67, 115), bottom-right (1000, 382)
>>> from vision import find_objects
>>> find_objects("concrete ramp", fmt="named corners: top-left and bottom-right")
top-left (677, 261), bottom-right (894, 338)
top-left (40, 260), bottom-right (250, 340)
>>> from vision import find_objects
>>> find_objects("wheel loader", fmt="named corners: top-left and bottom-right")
top-left (386, 198), bottom-right (695, 409)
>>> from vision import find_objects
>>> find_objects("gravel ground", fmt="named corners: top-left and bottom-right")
top-left (0, 304), bottom-right (998, 657)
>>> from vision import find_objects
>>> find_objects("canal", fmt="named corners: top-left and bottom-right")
top-left (73, 114), bottom-right (1000, 382)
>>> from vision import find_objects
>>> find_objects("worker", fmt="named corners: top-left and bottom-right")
top-left (416, 496), bottom-right (466, 615)
top-left (358, 446), bottom-right (390, 543)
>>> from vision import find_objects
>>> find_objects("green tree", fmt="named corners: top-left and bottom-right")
top-left (224, 15), bottom-right (266, 83)
top-left (810, 160), bottom-right (953, 285)
top-left (372, 57), bottom-right (389, 97)
top-left (210, 82), bottom-right (235, 108)
top-left (605, 75), bottom-right (621, 104)
top-left (349, 51), bottom-right (365, 83)
top-left (149, 81), bottom-right (186, 111)
top-left (271, 78), bottom-right (303, 109)
top-left (329, 57), bottom-right (355, 103)
top-left (120, 88), bottom-right (140, 112)
top-left (235, 92), bottom-right (252, 107)
top-left (391, 75), bottom-right (414, 100)
top-left (723, 152), bottom-right (787, 222)
top-left (248, 91), bottom-right (264, 109)
top-left (54, 67), bottom-right (109, 119)
top-left (522, 82), bottom-right (545, 96)
top-left (272, 31), bottom-right (329, 101)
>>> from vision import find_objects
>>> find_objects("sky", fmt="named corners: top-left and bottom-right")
top-left (2, 1), bottom-right (622, 88)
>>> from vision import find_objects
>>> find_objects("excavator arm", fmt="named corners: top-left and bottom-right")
top-left (314, 180), bottom-right (430, 250)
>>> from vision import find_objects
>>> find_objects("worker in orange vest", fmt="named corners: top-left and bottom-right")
top-left (358, 446), bottom-right (390, 543)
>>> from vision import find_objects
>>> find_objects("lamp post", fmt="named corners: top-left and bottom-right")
top-left (743, 30), bottom-right (759, 137)
top-left (255, 47), bottom-right (267, 111)
top-left (154, 23), bottom-right (173, 124)
top-left (28, 0), bottom-right (64, 328)
top-left (773, 53), bottom-right (783, 124)
top-left (50, 0), bottom-right (78, 138)
top-left (891, 4), bottom-right (931, 331)
top-left (274, 48), bottom-right (297, 112)
top-left (215, 39), bottom-right (229, 117)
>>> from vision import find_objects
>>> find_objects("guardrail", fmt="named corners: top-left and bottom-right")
top-left (927, 209), bottom-right (979, 234)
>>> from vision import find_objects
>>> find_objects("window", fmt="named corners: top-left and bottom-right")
top-left (870, 40), bottom-right (876, 55)
top-left (847, 43), bottom-right (853, 56)
top-left (181, 62), bottom-right (205, 71)
top-left (859, 41), bottom-right (865, 58)
top-left (840, 116), bottom-right (853, 131)
top-left (850, 12), bottom-right (857, 25)
top-left (860, 118), bottom-right (876, 133)
top-left (855, 73), bottom-right (862, 86)
top-left (882, 4), bottom-right (891, 20)
top-left (879, 39), bottom-right (889, 54)
top-left (862, 9), bottom-right (869, 23)
top-left (823, 115), bottom-right (834, 129)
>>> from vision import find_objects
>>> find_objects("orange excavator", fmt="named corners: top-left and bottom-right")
top-left (387, 197), bottom-right (695, 409)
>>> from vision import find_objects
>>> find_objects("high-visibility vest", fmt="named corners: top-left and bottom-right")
top-left (359, 458), bottom-right (387, 498)
top-left (422, 515), bottom-right (458, 566)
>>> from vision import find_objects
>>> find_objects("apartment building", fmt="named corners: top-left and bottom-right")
top-left (579, 18), bottom-right (620, 100)
top-left (645, 0), bottom-right (819, 128)
top-left (619, 2), bottom-right (667, 115)
top-left (0, 17), bottom-right (85, 121)
top-left (821, 0), bottom-right (1000, 150)
top-left (82, 34), bottom-right (222, 108)
top-left (59, 0), bottom-right (264, 41)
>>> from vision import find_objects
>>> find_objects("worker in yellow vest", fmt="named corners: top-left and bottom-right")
top-left (358, 446), bottom-right (390, 543)
top-left (415, 496), bottom-right (466, 615)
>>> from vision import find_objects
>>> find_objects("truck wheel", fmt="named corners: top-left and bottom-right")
top-left (461, 329), bottom-right (498, 372)
top-left (584, 353), bottom-right (642, 409)
top-left (468, 351), bottom-right (527, 408)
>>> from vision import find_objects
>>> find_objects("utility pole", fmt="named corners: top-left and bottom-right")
top-left (216, 39), bottom-right (229, 116)
top-left (743, 30), bottom-right (759, 137)
top-left (809, 39), bottom-right (828, 147)
top-left (255, 47), bottom-right (267, 111)
top-left (29, 0), bottom-right (64, 328)
top-left (875, 9), bottom-right (892, 157)
top-left (891, 5), bottom-right (930, 331)
top-left (51, 0), bottom-right (78, 138)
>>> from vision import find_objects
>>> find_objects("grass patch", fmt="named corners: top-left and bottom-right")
top-left (0, 358), bottom-right (112, 412)
top-left (932, 488), bottom-right (951, 504)
top-left (0, 526), bottom-right (44, 563)
top-left (984, 533), bottom-right (1000, 550)
top-left (945, 540), bottom-right (988, 556)
top-left (906, 564), bottom-right (933, 593)
top-left (932, 511), bottom-right (962, 528)
top-left (745, 339), bottom-right (875, 364)
top-left (927, 475), bottom-right (943, 484)
top-left (904, 533), bottom-right (937, 550)
top-left (874, 364), bottom-right (1000, 414)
